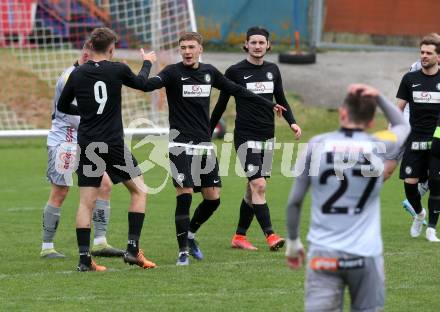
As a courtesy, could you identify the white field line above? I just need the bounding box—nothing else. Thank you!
[0,258,282,280]
[6,206,42,212]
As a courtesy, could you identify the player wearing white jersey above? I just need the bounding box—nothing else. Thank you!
[41,40,124,258]
[285,84,409,311]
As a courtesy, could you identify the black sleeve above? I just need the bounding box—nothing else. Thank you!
[57,72,79,115]
[210,67,233,135]
[273,66,296,125]
[141,65,171,91]
[396,73,410,102]
[211,66,275,109]
[121,60,152,90]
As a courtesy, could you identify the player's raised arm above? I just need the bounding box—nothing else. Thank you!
[120,49,156,90]
[211,66,286,116]
[350,84,410,147]
[139,65,173,92]
[57,73,79,116]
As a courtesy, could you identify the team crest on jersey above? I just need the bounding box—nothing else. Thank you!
[405,166,412,175]
[266,72,273,80]
[205,74,211,83]
[437,83,440,91]
[176,173,185,182]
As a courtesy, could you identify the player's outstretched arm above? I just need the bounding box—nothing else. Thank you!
[285,144,311,269]
[212,67,286,116]
[57,74,79,115]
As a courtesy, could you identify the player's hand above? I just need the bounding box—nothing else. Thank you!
[348,84,379,97]
[285,238,305,270]
[290,124,302,140]
[140,49,157,63]
[274,104,286,117]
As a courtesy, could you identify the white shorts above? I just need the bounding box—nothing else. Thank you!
[46,143,78,186]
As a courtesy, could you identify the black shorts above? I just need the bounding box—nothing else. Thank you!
[77,143,141,187]
[399,135,431,180]
[169,144,221,192]
[234,135,274,181]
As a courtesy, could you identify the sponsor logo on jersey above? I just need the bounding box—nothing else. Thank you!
[244,75,253,80]
[205,73,211,83]
[181,76,190,81]
[405,166,412,175]
[412,83,421,88]
[246,81,274,94]
[412,91,440,103]
[437,83,440,91]
[182,84,211,97]
[247,164,255,172]
[266,72,273,80]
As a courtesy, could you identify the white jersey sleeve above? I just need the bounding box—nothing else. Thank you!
[47,66,80,146]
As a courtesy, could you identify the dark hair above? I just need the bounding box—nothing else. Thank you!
[82,38,92,50]
[178,31,203,45]
[90,27,118,53]
[243,26,271,52]
[420,33,440,54]
[342,90,377,125]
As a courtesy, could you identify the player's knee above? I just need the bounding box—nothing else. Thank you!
[49,186,69,206]
[99,177,112,197]
[176,193,192,216]
[404,178,419,185]
[250,178,266,196]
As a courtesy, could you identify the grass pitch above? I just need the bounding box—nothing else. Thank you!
[0,101,439,311]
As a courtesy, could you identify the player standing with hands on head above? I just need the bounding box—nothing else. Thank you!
[285,84,409,311]
[58,27,157,271]
[40,39,124,259]
[396,33,440,242]
[210,26,301,251]
[139,31,286,265]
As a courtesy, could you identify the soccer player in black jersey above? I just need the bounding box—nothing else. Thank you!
[210,27,302,251]
[396,33,440,242]
[139,31,286,265]
[58,27,158,271]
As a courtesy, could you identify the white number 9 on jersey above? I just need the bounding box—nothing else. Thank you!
[94,81,108,114]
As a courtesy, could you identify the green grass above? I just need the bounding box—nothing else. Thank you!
[0,101,439,311]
